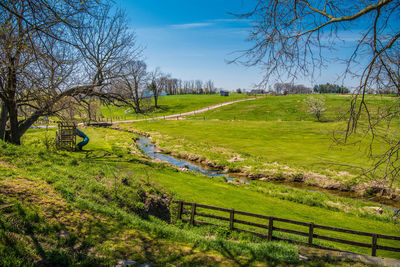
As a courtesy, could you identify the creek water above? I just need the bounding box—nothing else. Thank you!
[137,136,249,184]
[136,135,399,210]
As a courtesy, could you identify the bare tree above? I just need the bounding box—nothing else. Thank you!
[183,80,191,94]
[273,83,311,94]
[195,80,203,94]
[205,80,215,94]
[148,68,163,108]
[234,0,400,195]
[120,60,148,113]
[0,1,138,144]
[166,78,178,95]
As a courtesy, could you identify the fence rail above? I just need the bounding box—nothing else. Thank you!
[174,200,400,257]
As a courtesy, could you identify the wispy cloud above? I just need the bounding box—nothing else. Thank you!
[209,18,250,23]
[171,22,215,29]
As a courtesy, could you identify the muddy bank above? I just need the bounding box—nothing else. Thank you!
[169,143,396,206]
[111,126,400,207]
[144,135,399,206]
[168,150,399,203]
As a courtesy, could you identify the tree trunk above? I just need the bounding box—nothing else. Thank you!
[133,84,142,113]
[17,110,43,139]
[8,100,20,145]
[154,94,158,108]
[5,54,21,144]
[0,102,8,141]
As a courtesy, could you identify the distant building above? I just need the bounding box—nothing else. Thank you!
[220,90,229,96]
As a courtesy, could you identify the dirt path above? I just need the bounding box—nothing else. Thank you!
[30,96,261,129]
[110,96,260,124]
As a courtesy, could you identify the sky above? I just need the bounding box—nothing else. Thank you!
[115,0,369,91]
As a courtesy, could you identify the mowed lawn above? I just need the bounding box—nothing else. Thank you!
[19,127,400,258]
[19,94,400,259]
[123,94,400,188]
[189,94,397,122]
[125,119,392,185]
[100,93,251,120]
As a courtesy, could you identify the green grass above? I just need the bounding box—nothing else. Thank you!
[122,119,395,189]
[3,93,400,264]
[100,93,251,120]
[123,94,399,191]
[31,93,252,125]
[189,94,397,122]
[2,130,303,266]
[13,126,400,260]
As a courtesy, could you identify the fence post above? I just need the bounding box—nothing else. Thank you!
[308,223,314,245]
[229,209,235,231]
[177,201,183,220]
[268,218,274,241]
[372,234,377,256]
[190,203,196,225]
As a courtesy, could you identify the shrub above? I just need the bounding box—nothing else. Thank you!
[304,96,327,121]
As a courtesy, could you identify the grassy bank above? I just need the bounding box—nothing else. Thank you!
[122,94,399,195]
[2,132,301,266]
[2,94,399,264]
[121,119,398,193]
[100,94,251,120]
[188,94,397,122]
[14,126,400,260]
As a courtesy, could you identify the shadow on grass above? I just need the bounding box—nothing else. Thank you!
[79,150,152,166]
[0,203,106,267]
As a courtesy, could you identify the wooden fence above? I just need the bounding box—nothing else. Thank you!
[174,200,400,257]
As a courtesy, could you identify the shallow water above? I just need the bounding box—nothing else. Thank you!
[137,136,248,183]
[136,135,400,209]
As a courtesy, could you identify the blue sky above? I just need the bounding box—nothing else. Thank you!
[115,0,363,90]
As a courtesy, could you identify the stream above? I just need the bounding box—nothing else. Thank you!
[137,136,248,184]
[136,135,400,210]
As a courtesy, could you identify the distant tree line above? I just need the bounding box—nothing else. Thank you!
[273,83,312,94]
[313,83,349,94]
[271,83,351,95]
[112,62,218,112]
[116,62,217,98]
[365,88,398,95]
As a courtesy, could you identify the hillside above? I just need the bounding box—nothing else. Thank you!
[1,94,399,265]
[0,136,299,266]
[123,94,400,196]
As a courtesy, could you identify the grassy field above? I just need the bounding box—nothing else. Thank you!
[32,94,252,125]
[188,94,397,122]
[2,94,400,265]
[100,94,251,120]
[3,129,302,266]
[124,94,400,194]
[14,126,400,259]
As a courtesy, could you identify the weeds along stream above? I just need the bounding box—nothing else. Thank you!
[135,133,400,211]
